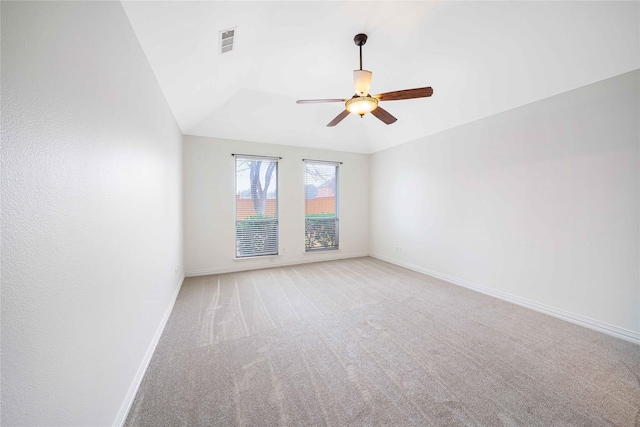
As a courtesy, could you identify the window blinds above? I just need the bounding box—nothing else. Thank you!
[304,161,339,251]
[235,156,279,257]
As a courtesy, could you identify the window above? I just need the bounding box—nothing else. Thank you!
[305,161,339,251]
[235,155,278,257]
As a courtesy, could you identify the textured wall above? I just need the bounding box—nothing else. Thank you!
[1,2,183,425]
[370,70,640,334]
[183,136,370,275]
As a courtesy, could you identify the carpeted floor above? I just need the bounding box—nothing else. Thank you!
[125,257,640,426]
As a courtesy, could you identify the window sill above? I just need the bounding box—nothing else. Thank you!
[305,248,340,254]
[234,254,280,261]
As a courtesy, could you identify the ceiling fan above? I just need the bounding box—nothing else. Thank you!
[297,33,433,127]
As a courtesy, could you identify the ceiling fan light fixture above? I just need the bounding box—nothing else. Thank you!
[353,70,372,96]
[345,96,378,116]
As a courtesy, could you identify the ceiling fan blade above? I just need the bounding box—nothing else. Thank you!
[371,106,397,125]
[373,87,433,101]
[327,110,350,127]
[297,99,346,104]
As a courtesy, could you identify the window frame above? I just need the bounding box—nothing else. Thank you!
[304,160,340,252]
[234,154,280,258]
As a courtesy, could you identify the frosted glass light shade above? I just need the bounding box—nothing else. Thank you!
[345,96,378,116]
[353,70,372,96]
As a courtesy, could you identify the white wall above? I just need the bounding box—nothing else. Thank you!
[370,70,640,337]
[1,3,636,425]
[1,2,183,426]
[183,136,369,275]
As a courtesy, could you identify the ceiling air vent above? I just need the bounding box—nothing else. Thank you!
[219,28,236,54]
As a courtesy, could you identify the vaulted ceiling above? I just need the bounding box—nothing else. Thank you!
[122,1,639,153]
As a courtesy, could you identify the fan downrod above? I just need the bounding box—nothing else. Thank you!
[354,34,368,71]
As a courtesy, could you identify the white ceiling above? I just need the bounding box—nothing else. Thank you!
[122,1,639,153]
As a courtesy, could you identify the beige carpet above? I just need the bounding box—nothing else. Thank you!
[125,257,640,426]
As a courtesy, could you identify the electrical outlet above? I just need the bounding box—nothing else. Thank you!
[175,265,180,275]
[395,246,402,253]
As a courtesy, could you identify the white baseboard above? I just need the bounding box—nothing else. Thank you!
[112,273,185,427]
[185,251,369,277]
[370,253,640,346]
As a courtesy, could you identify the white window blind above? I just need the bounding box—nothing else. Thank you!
[304,161,339,251]
[235,156,278,257]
